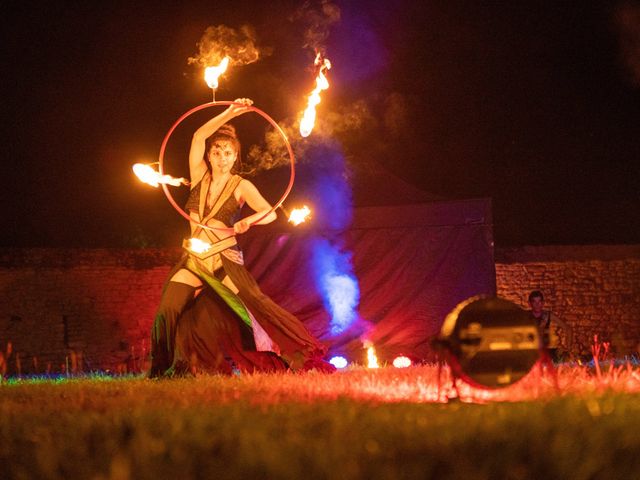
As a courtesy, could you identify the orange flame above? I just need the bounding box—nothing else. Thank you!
[132,163,188,188]
[204,56,230,89]
[300,53,331,137]
[288,205,311,226]
[187,238,211,254]
[364,341,379,369]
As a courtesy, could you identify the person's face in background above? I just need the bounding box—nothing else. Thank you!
[529,296,544,316]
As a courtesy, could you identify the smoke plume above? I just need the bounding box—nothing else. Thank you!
[245,99,375,173]
[290,0,341,53]
[311,237,360,335]
[188,24,265,67]
[614,1,640,87]
[302,144,358,336]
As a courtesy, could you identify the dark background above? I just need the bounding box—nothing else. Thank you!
[1,0,638,247]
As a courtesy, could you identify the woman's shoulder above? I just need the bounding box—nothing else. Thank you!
[232,175,252,189]
[191,170,210,190]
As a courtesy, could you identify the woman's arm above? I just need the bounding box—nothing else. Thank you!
[232,179,277,234]
[188,98,253,184]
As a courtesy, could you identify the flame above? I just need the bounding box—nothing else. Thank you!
[288,205,311,226]
[364,341,379,369]
[188,238,211,254]
[132,163,188,188]
[204,56,230,89]
[299,53,331,137]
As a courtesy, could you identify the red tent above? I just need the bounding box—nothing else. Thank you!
[241,161,495,362]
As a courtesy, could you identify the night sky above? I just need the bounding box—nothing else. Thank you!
[1,1,639,248]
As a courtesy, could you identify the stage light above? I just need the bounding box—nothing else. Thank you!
[329,356,348,369]
[435,296,541,388]
[392,356,412,368]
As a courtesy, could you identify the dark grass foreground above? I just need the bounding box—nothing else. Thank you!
[2,366,640,479]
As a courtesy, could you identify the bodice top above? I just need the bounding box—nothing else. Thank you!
[185,174,242,227]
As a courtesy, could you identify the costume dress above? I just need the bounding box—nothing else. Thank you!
[150,173,327,376]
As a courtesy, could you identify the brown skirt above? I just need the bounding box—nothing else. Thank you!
[220,255,327,370]
[160,253,327,375]
[171,286,287,375]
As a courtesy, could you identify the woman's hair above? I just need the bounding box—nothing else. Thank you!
[204,123,242,173]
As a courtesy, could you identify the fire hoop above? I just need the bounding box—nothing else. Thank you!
[158,101,295,232]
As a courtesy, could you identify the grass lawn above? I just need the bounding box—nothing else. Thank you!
[2,364,640,479]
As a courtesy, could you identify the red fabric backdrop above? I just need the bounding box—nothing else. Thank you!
[240,198,495,363]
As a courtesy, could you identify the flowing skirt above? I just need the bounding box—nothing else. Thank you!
[170,287,287,375]
[150,253,330,376]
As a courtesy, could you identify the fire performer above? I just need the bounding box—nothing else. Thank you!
[150,98,333,377]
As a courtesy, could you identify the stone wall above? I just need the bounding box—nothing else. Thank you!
[0,249,180,374]
[495,245,640,358]
[1,245,638,373]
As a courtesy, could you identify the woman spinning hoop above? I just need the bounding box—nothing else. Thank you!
[150,99,334,377]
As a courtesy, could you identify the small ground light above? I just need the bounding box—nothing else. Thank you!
[435,295,541,388]
[329,356,348,369]
[392,356,412,368]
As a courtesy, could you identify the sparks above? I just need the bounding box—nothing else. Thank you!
[299,53,331,137]
[288,205,311,226]
[132,163,188,188]
[204,56,230,90]
[187,238,212,254]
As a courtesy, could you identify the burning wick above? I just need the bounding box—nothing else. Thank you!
[187,238,212,254]
[132,163,189,188]
[364,341,379,369]
[204,56,230,102]
[299,53,331,137]
[288,205,311,226]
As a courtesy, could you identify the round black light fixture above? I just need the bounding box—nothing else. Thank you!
[436,296,542,388]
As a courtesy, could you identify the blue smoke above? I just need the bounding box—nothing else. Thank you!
[311,237,360,335]
[303,144,360,336]
[328,6,389,85]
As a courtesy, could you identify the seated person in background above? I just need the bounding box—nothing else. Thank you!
[528,290,573,362]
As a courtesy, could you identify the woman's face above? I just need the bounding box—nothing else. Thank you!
[208,139,237,174]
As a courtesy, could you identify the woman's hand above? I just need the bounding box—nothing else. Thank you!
[225,98,253,117]
[189,98,254,184]
[233,219,251,234]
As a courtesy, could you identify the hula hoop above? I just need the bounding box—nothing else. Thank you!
[158,101,295,232]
